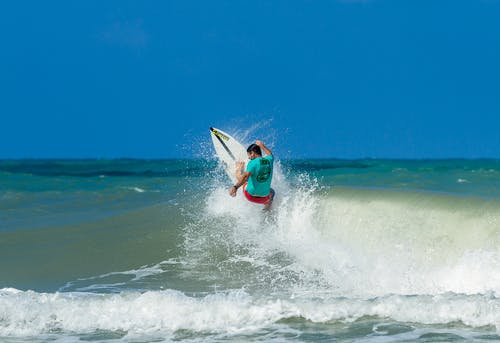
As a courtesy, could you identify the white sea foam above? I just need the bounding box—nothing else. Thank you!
[125,186,145,193]
[314,194,500,297]
[0,288,498,337]
[59,260,181,292]
[121,186,161,193]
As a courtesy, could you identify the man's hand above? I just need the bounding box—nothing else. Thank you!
[229,186,237,197]
[255,140,273,156]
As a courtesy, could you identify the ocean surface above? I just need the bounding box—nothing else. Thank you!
[1,158,499,342]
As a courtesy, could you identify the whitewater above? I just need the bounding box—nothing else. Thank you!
[0,157,499,342]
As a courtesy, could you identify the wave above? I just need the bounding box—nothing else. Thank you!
[312,188,500,296]
[0,288,498,338]
[187,164,500,299]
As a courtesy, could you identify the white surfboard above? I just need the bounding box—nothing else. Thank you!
[209,127,248,184]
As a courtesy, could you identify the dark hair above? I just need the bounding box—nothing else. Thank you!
[247,144,262,155]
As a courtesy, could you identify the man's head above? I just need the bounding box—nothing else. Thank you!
[247,144,262,160]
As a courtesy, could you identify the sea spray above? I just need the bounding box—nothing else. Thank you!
[183,157,500,299]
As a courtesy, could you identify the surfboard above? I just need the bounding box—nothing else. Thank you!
[209,127,248,184]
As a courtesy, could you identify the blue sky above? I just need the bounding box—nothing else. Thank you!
[1,0,499,159]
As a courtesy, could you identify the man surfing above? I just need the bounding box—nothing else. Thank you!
[229,140,275,210]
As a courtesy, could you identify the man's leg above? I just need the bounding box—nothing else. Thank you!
[263,188,275,210]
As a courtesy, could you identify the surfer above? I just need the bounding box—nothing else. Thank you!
[229,140,275,209]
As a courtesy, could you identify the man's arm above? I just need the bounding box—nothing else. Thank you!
[256,140,272,156]
[229,171,251,197]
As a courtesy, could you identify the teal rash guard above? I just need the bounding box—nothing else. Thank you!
[245,155,274,196]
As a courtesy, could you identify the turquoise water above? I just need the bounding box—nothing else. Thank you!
[1,158,499,342]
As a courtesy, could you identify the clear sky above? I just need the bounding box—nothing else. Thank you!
[1,1,499,159]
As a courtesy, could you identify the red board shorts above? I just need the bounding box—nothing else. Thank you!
[243,184,275,204]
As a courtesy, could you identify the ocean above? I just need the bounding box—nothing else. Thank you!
[0,158,499,342]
